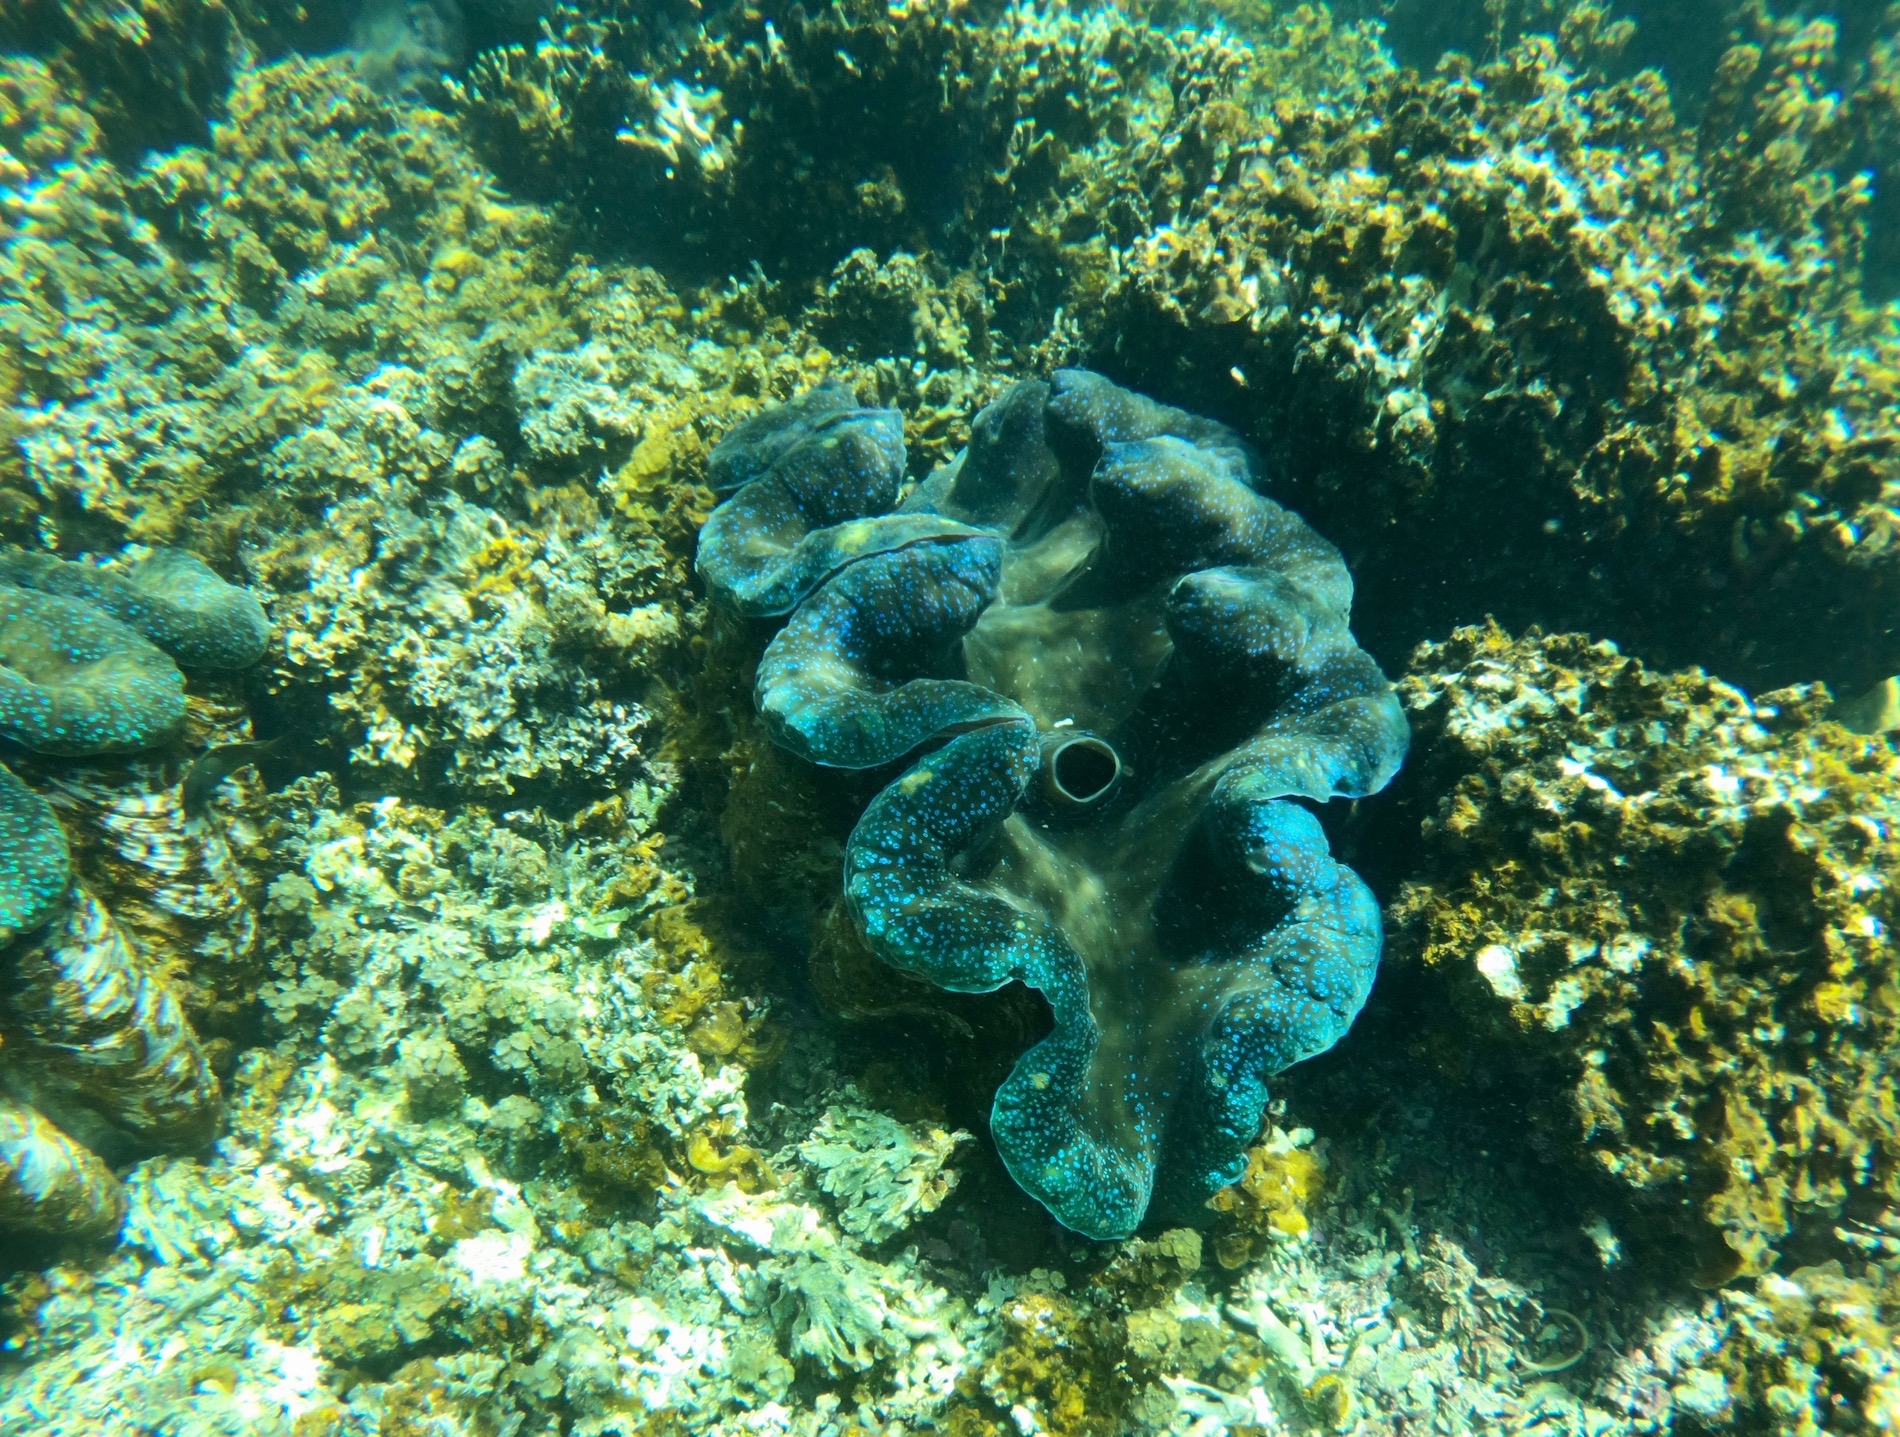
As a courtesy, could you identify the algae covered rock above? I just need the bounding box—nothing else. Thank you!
[700,373,1407,1239]
[1096,14,1900,696]
[455,0,1166,284]
[0,0,240,160]
[1,53,562,548]
[1388,622,1900,1278]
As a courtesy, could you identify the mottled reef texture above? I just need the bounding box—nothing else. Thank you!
[0,0,1895,1433]
[1371,624,1900,1283]
[453,0,1900,696]
[1100,9,1900,699]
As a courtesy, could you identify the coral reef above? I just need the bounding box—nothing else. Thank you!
[452,0,1172,287]
[0,546,265,1237]
[700,372,1407,1238]
[0,1,1894,1434]
[1597,1239,1900,1433]
[0,46,883,808]
[0,777,984,1434]
[0,50,569,552]
[0,0,239,161]
[448,0,1900,697]
[1385,622,1900,1280]
[0,1047,1648,1437]
[1092,8,1900,695]
[254,783,766,1205]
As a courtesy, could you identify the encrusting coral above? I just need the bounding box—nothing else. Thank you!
[0,546,266,1237]
[1093,7,1900,696]
[699,372,1408,1239]
[1385,621,1900,1281]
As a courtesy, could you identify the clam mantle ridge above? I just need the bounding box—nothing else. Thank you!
[699,371,1408,1238]
[0,546,267,1236]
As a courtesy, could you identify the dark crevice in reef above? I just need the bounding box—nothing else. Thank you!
[1084,301,1899,699]
[0,0,237,161]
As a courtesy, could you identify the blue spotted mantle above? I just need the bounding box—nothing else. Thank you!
[698,372,1409,1239]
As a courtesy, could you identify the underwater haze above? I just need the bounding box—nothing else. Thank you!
[0,0,1896,1432]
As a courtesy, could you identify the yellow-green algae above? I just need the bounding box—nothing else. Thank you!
[1387,622,1900,1282]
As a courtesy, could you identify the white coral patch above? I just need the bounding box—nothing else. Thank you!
[1475,943,1525,1001]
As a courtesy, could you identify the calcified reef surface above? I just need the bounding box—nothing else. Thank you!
[0,0,1896,1433]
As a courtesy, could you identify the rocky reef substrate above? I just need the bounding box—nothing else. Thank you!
[0,0,1894,1434]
